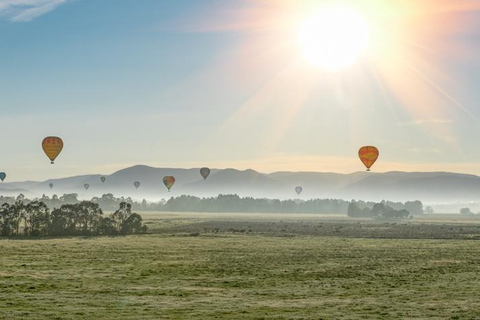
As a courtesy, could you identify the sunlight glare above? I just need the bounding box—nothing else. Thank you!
[299,6,369,71]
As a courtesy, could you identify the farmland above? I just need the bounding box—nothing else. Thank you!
[1,212,480,319]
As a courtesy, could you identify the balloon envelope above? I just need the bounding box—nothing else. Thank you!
[134,181,140,189]
[100,177,106,183]
[358,146,379,171]
[84,183,90,190]
[49,183,54,189]
[295,186,303,195]
[42,137,64,164]
[163,176,175,192]
[200,167,211,180]
[0,172,6,182]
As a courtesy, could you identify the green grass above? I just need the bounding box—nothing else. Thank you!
[1,213,480,319]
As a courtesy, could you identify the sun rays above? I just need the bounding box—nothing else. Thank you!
[172,0,480,169]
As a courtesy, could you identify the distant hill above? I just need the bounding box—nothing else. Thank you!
[182,169,281,197]
[2,165,480,203]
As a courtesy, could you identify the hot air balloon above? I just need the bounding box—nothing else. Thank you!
[295,186,303,195]
[358,146,379,171]
[49,183,54,189]
[42,136,64,164]
[100,177,106,183]
[134,181,140,189]
[163,176,175,192]
[0,172,6,182]
[84,183,90,190]
[200,167,210,180]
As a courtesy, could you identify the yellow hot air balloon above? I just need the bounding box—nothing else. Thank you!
[358,146,379,171]
[42,137,64,164]
[163,176,175,192]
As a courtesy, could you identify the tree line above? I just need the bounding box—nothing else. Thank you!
[159,195,423,215]
[0,193,424,215]
[0,201,147,237]
[347,201,412,220]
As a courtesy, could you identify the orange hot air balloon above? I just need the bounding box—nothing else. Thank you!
[42,137,64,164]
[163,176,175,192]
[358,146,379,171]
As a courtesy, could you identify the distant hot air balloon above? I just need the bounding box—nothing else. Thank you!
[200,167,210,180]
[163,176,175,192]
[42,136,64,164]
[0,172,6,182]
[100,177,106,183]
[134,181,140,189]
[84,183,90,190]
[358,146,379,171]
[295,186,303,195]
[49,183,54,189]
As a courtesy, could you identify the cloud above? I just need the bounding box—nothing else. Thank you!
[0,0,71,22]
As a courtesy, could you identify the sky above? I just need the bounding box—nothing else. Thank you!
[2,0,480,181]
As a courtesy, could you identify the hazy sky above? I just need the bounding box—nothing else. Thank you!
[2,0,480,181]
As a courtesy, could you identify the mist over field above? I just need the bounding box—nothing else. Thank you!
[2,165,480,212]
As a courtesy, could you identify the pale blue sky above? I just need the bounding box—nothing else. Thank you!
[2,0,480,181]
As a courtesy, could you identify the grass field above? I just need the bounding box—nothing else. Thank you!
[2,213,480,319]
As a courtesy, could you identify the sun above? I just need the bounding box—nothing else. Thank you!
[299,6,369,71]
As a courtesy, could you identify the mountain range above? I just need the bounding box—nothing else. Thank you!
[1,165,480,204]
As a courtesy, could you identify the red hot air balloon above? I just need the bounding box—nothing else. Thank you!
[358,146,379,171]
